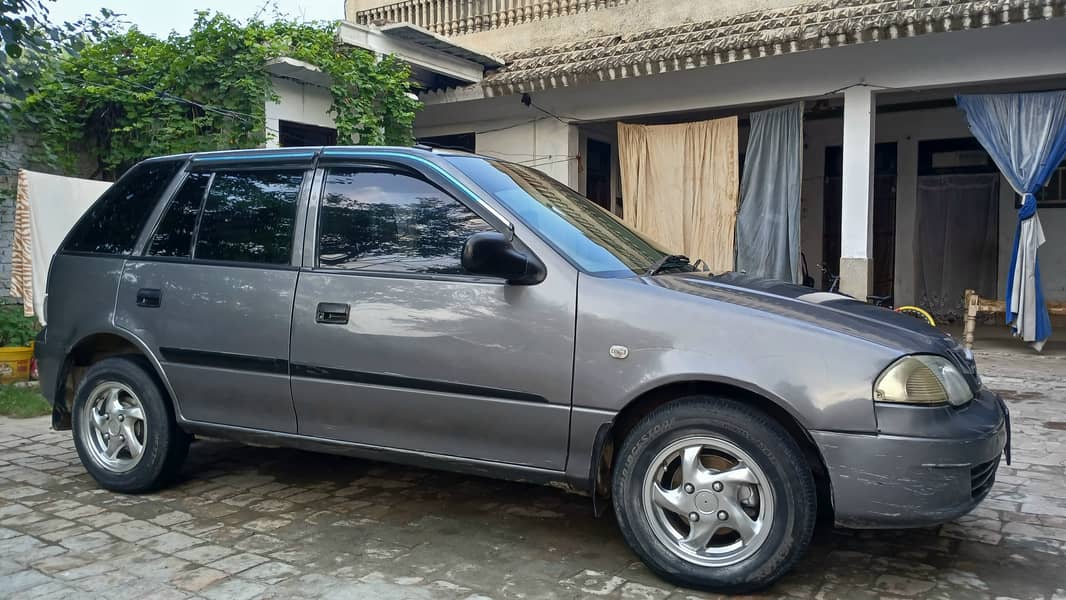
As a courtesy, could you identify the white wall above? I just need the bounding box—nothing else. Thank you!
[265,77,337,148]
[1028,193,1066,303]
[475,118,579,187]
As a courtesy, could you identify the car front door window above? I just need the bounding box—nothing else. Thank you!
[317,168,493,275]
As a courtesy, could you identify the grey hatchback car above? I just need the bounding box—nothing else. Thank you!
[36,146,1009,593]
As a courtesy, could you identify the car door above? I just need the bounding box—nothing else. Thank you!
[115,158,313,433]
[289,157,576,470]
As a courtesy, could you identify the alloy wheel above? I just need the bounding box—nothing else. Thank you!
[641,435,775,567]
[78,382,148,473]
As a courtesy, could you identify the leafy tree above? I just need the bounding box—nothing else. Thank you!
[14,11,421,179]
[1,0,114,114]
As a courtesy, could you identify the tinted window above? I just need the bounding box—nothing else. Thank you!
[195,171,303,265]
[147,172,211,258]
[317,169,493,274]
[64,160,183,255]
[446,156,672,277]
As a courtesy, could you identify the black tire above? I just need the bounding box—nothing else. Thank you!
[72,356,189,493]
[612,396,816,593]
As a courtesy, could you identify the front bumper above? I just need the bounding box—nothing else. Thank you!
[812,388,1008,529]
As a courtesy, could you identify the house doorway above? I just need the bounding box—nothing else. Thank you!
[279,120,337,147]
[913,138,1000,318]
[585,138,612,210]
[823,143,898,298]
[417,132,476,153]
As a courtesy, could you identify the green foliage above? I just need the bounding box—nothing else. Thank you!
[1,0,114,111]
[15,11,421,179]
[0,384,49,418]
[1,0,115,170]
[0,304,37,347]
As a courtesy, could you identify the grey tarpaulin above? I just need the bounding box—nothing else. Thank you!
[735,102,804,282]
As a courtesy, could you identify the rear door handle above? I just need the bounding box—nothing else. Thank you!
[136,288,162,308]
[316,302,350,324]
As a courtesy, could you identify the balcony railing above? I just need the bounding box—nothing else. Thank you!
[355,0,632,36]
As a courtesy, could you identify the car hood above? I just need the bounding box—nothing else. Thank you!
[647,271,962,356]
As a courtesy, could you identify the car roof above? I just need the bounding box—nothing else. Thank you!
[144,145,476,165]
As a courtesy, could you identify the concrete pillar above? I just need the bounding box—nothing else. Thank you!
[839,86,875,299]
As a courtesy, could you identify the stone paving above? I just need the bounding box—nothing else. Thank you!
[1,348,1065,599]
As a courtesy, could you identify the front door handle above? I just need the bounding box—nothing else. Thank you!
[316,302,350,324]
[136,288,162,308]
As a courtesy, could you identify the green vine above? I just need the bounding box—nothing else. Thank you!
[15,11,421,179]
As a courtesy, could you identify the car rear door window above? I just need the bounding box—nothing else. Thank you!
[64,160,183,255]
[194,170,304,265]
[147,172,211,258]
[317,168,492,274]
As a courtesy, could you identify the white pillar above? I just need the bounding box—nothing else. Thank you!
[839,86,875,299]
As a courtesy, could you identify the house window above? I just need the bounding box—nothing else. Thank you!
[917,138,997,176]
[279,120,337,147]
[1036,161,1066,207]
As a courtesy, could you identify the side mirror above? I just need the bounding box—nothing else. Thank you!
[461,231,546,285]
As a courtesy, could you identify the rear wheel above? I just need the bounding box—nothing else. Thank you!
[612,396,816,593]
[72,356,189,493]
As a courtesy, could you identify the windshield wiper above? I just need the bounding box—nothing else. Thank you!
[645,254,690,276]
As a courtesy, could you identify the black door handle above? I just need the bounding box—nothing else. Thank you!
[136,288,162,308]
[316,302,350,324]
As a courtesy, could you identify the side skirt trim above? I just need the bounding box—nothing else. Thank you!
[178,418,574,490]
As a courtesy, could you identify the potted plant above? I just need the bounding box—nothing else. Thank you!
[0,305,38,384]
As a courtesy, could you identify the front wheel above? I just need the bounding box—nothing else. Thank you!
[72,356,189,493]
[612,397,816,593]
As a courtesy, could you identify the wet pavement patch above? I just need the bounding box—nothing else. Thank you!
[1,348,1065,599]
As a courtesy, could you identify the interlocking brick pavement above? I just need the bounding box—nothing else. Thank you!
[1,348,1064,599]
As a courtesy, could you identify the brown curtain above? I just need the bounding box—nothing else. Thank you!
[618,117,739,273]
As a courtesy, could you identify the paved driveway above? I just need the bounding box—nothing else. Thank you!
[1,350,1064,599]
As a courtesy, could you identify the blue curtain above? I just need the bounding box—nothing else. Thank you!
[956,91,1066,350]
[735,103,804,282]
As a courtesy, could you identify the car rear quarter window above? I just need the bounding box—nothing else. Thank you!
[194,170,303,265]
[317,168,493,274]
[147,172,211,258]
[64,160,183,255]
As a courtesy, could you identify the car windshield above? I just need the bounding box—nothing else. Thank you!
[446,155,693,277]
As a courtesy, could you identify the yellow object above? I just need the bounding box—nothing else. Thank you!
[895,306,937,327]
[0,344,33,384]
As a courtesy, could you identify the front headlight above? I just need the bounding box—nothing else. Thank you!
[874,355,973,406]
